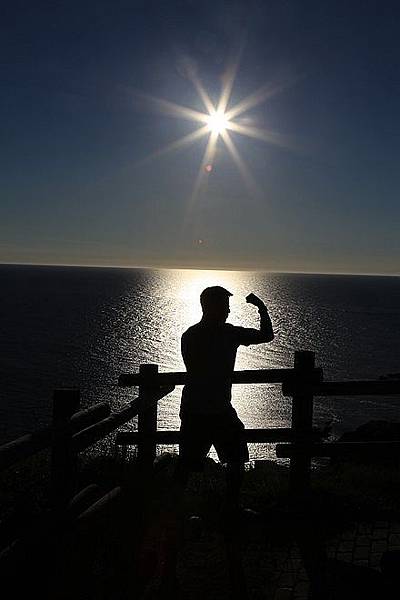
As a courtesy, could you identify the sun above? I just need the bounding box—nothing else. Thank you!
[207,111,229,134]
[135,62,293,201]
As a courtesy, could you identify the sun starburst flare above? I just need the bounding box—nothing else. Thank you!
[134,65,296,206]
[207,111,230,134]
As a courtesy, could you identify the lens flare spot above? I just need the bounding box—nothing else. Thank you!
[205,164,213,172]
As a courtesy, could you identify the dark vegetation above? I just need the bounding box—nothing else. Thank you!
[1,438,400,599]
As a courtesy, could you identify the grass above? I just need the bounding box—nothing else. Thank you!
[3,449,400,528]
[314,461,400,516]
[2,450,400,599]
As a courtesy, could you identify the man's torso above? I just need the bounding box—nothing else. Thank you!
[180,322,244,415]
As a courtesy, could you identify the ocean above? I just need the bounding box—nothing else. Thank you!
[1,264,400,460]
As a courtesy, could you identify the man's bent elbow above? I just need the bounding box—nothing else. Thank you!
[260,330,274,343]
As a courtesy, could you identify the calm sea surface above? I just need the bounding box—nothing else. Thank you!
[1,265,400,460]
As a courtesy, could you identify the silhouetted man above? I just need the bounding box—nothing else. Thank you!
[177,286,274,511]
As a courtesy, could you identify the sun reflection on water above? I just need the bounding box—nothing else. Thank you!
[116,268,293,460]
[145,269,282,460]
[4,266,400,462]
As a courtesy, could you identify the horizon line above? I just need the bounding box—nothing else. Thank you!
[1,260,399,278]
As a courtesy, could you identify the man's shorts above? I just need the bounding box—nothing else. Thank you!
[179,406,249,471]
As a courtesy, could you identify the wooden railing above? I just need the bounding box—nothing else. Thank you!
[2,348,400,520]
[276,377,400,467]
[2,350,400,595]
[117,350,323,494]
[0,351,400,596]
[0,382,175,564]
[0,384,173,515]
[117,350,400,495]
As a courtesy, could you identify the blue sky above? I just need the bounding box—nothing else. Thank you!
[1,0,399,273]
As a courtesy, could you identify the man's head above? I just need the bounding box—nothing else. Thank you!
[200,286,232,323]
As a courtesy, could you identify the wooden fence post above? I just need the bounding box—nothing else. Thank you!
[51,388,80,511]
[137,364,159,468]
[289,351,315,497]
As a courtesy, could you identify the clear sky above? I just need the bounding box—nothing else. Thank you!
[2,1,399,274]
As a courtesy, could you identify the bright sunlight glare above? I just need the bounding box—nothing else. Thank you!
[135,62,295,206]
[207,111,229,134]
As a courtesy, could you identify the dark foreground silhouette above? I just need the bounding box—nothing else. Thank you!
[175,286,274,510]
[3,286,400,599]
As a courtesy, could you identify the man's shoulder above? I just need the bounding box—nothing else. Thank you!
[223,323,245,336]
[182,322,202,338]
[182,322,244,340]
[223,323,255,346]
[224,323,239,331]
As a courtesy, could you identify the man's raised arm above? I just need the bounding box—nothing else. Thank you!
[242,293,274,344]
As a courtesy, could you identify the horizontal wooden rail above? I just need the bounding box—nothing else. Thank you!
[0,429,51,472]
[116,427,327,447]
[67,484,103,520]
[0,402,110,471]
[0,484,119,559]
[276,440,400,458]
[70,403,111,432]
[72,400,141,453]
[119,367,323,387]
[282,380,400,397]
[77,487,122,524]
[116,427,295,446]
[0,386,175,470]
[72,385,174,453]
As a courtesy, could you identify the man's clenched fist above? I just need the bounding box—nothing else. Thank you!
[246,293,266,309]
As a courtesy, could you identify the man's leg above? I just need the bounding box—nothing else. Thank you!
[172,456,190,487]
[173,413,211,498]
[225,461,245,509]
[214,410,249,511]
